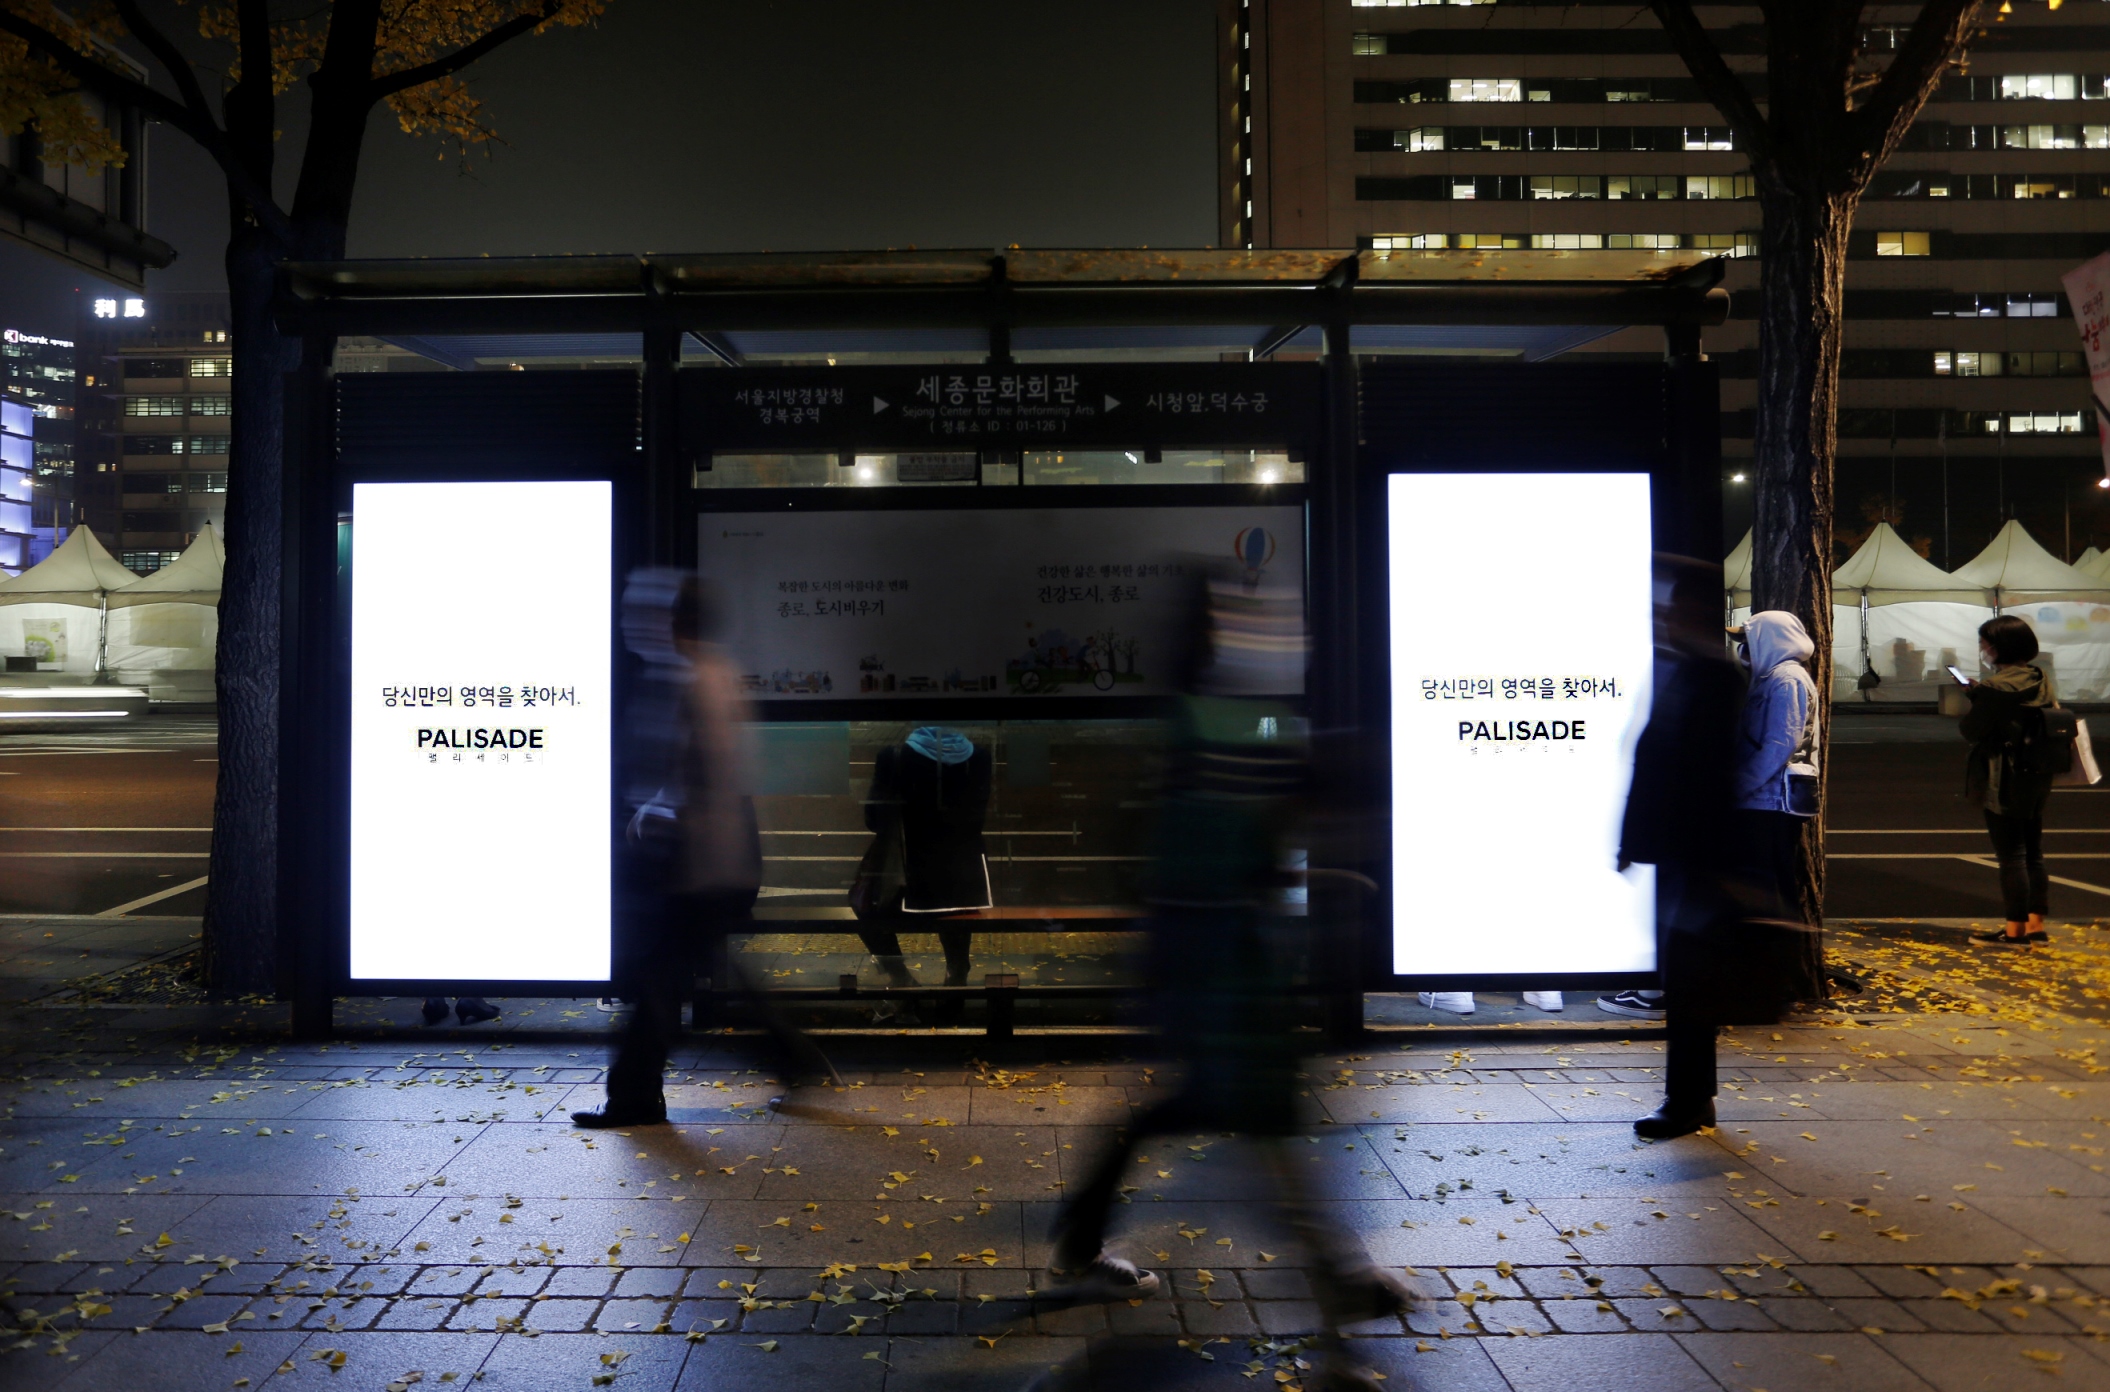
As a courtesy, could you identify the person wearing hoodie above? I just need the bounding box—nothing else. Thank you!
[1730,610,1822,923]
[1961,614,2058,945]
[853,726,990,1012]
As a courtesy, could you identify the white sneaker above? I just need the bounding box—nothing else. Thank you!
[1417,991,1475,1015]
[1522,991,1565,1012]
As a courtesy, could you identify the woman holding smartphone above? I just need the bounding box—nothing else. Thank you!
[1960,614,2057,945]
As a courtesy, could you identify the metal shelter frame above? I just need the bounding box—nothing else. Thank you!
[273,248,1729,1039]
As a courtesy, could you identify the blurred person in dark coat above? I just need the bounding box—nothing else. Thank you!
[1600,557,1745,1139]
[1041,562,1405,1387]
[575,572,762,1128]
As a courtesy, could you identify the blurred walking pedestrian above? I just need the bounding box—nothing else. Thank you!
[1042,562,1404,1389]
[574,572,763,1129]
[1602,558,1743,1138]
[1963,614,2063,946]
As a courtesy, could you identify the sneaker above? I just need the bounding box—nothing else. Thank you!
[1522,991,1565,1012]
[421,997,450,1026]
[455,997,500,1025]
[1316,1265,1413,1325]
[1416,991,1475,1015]
[594,997,624,1012]
[1043,1253,1161,1304]
[1595,990,1666,1020]
[1970,927,2045,945]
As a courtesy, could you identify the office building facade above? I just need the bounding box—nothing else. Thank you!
[74,294,233,571]
[1226,0,2110,563]
[1,327,76,570]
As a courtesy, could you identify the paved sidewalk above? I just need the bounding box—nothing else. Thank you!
[6,920,2110,1389]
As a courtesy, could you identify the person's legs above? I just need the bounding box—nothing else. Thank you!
[1976,811,2040,940]
[856,928,915,986]
[2021,815,2050,924]
[1663,1014,1718,1111]
[1049,1092,1195,1272]
[938,928,973,985]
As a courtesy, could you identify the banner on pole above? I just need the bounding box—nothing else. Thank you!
[2060,251,2110,478]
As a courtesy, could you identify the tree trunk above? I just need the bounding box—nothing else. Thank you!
[202,223,286,995]
[1751,180,1853,938]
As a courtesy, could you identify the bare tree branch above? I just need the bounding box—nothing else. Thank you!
[367,1,557,99]
[1849,0,1987,168]
[1648,0,1771,165]
[111,0,220,133]
[0,5,295,242]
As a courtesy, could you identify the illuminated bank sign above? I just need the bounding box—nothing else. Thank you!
[1387,473,1656,976]
[348,480,612,981]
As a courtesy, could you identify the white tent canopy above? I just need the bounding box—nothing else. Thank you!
[0,530,140,675]
[1952,519,2110,606]
[103,527,222,699]
[0,527,138,607]
[1724,529,1752,608]
[109,524,223,608]
[1831,523,1983,605]
[2081,546,2104,573]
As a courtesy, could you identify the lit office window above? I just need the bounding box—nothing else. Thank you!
[2002,123,2082,148]
[1396,127,1444,150]
[1608,174,1680,200]
[1529,175,1601,199]
[2008,294,2060,317]
[1454,233,1521,249]
[1876,231,1932,256]
[1352,32,1385,55]
[1688,232,1758,256]
[124,396,186,417]
[1685,174,1755,200]
[2003,74,2079,100]
[1530,233,1605,249]
[1682,126,1736,150]
[2008,412,2085,434]
[1449,78,1522,103]
[190,396,233,417]
[189,358,233,378]
[1942,351,2002,376]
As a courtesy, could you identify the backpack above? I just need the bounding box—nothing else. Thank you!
[2004,703,2075,781]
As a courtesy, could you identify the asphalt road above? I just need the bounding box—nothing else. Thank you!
[2,709,2103,924]
[0,715,217,917]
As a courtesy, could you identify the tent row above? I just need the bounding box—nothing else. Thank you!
[0,526,222,700]
[1728,519,2110,701]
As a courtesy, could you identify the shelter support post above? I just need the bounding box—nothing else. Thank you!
[282,334,338,1040]
[1315,307,1365,1047]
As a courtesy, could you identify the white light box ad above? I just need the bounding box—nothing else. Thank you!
[1387,472,1656,976]
[349,480,612,981]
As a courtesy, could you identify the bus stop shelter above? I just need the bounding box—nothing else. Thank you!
[271,248,1728,1038]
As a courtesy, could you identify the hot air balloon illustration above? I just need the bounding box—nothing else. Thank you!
[1234,525,1277,587]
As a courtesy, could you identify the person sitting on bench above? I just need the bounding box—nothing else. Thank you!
[854,726,991,998]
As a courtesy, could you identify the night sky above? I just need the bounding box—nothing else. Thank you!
[1,0,1216,329]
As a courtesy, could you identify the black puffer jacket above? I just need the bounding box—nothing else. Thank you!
[865,741,993,913]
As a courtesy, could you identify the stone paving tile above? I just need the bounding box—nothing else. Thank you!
[48,1327,310,1391]
[1884,1330,2110,1390]
[258,1331,502,1387]
[477,1330,694,1390]
[1675,1330,1936,1391]
[672,1331,890,1390]
[1484,1331,1721,1391]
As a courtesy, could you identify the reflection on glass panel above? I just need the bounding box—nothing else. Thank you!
[1020,450,1301,486]
[697,452,1008,488]
[751,719,1164,915]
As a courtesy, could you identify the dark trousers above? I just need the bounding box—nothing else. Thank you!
[1658,864,1723,1114]
[1984,810,2050,921]
[606,888,754,1111]
[1054,908,1302,1266]
[1735,808,1811,923]
[856,925,973,983]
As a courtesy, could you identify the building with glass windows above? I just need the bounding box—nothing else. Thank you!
[1224,0,2110,563]
[71,294,232,570]
[1,327,76,569]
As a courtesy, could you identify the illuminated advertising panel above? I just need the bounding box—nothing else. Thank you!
[349,481,612,981]
[1387,473,1655,976]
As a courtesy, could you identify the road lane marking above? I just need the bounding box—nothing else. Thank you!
[97,876,209,917]
[0,852,210,858]
[1957,853,2110,900]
